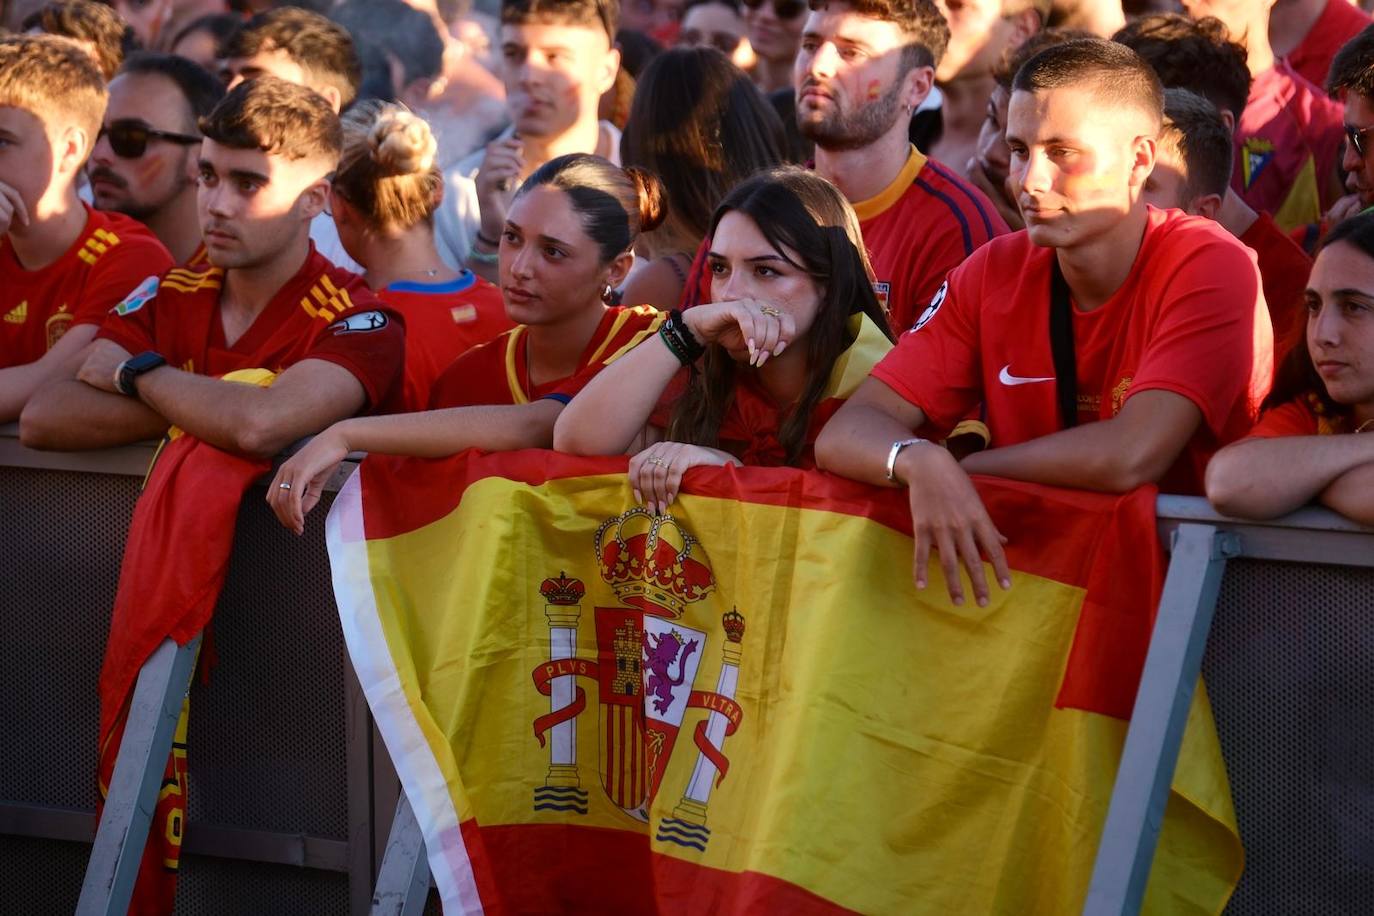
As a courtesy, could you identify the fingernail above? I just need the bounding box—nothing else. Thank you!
[915,579,925,589]
[1000,578,1012,589]
[774,342,785,355]
[978,596,988,607]
[953,596,964,606]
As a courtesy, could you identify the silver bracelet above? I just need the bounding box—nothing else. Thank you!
[885,437,928,483]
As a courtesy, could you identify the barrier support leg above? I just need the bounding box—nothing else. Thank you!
[77,635,201,916]
[1083,523,1236,916]
[371,794,430,916]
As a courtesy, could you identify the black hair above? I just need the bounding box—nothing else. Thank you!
[118,52,226,130]
[517,153,668,263]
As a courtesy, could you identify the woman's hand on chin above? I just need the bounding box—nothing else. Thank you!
[683,299,797,367]
[629,440,740,513]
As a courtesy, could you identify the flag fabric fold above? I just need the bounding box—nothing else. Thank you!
[328,449,1242,915]
[96,370,274,914]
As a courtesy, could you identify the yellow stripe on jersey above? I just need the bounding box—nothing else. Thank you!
[585,305,661,365]
[77,228,123,266]
[503,327,530,405]
[300,275,354,323]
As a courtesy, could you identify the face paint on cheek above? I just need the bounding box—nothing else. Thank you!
[134,157,167,186]
[867,80,882,101]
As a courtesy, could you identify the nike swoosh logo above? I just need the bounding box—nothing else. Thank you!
[998,365,1055,386]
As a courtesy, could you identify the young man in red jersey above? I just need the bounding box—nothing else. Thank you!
[1325,25,1374,223]
[816,39,1273,607]
[0,35,174,423]
[21,77,405,456]
[795,0,1008,334]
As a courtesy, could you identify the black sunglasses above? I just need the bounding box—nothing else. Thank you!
[98,120,202,159]
[741,0,807,20]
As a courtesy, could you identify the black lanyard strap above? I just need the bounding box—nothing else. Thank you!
[1048,256,1078,429]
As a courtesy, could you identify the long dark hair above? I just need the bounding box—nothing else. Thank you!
[1265,212,1374,423]
[666,167,893,464]
[620,47,786,245]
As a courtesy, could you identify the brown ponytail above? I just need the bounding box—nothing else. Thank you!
[627,166,668,234]
[518,153,670,264]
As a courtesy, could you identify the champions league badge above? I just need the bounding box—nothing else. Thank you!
[112,276,160,316]
[529,508,747,852]
[912,280,947,333]
[328,310,388,334]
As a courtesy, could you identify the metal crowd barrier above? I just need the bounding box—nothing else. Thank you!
[2,421,1373,914]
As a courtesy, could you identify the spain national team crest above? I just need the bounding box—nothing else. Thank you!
[529,507,747,852]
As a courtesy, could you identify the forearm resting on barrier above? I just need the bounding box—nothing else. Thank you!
[1320,461,1374,525]
[1206,433,1374,519]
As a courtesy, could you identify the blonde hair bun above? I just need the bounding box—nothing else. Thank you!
[369,108,437,177]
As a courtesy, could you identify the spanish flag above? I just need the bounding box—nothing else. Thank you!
[328,451,1241,914]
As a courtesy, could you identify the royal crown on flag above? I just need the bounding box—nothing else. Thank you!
[721,608,745,643]
[539,571,585,606]
[594,507,714,618]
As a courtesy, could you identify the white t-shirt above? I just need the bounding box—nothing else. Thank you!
[311,212,363,275]
[433,121,623,270]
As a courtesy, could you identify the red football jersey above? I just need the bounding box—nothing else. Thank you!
[1234,62,1345,232]
[1288,0,1370,92]
[429,304,664,408]
[854,146,1008,335]
[183,242,212,269]
[379,273,512,410]
[871,206,1274,495]
[1240,210,1313,359]
[97,246,404,409]
[0,205,172,367]
[1247,394,1349,437]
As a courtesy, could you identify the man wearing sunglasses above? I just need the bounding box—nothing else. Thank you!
[88,52,225,265]
[796,0,1007,336]
[743,0,807,93]
[1326,24,1374,225]
[0,36,173,423]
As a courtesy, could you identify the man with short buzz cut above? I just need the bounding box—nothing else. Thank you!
[0,35,173,422]
[1143,88,1312,350]
[816,39,1273,607]
[218,5,364,271]
[1325,24,1374,223]
[436,0,622,281]
[796,0,1008,335]
[21,76,405,456]
[88,52,226,265]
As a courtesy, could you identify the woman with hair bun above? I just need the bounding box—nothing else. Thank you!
[268,153,670,532]
[331,101,512,410]
[555,167,895,511]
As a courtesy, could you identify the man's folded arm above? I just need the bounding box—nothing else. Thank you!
[814,377,930,485]
[958,389,1203,492]
[131,358,369,459]
[20,374,170,450]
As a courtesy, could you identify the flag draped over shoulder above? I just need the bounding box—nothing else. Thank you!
[97,370,275,915]
[328,450,1242,915]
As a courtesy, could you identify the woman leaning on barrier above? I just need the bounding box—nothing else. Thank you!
[553,166,895,513]
[266,153,669,533]
[1206,212,1374,523]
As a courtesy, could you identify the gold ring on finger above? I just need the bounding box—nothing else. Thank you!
[760,305,781,317]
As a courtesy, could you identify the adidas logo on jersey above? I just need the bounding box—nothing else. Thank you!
[4,301,27,324]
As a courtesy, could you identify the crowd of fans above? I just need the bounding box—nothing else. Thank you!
[4,0,1374,613]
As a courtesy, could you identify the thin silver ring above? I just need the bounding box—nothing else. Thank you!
[648,456,668,467]
[278,482,293,491]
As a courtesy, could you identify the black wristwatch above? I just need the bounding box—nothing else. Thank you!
[115,350,166,397]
